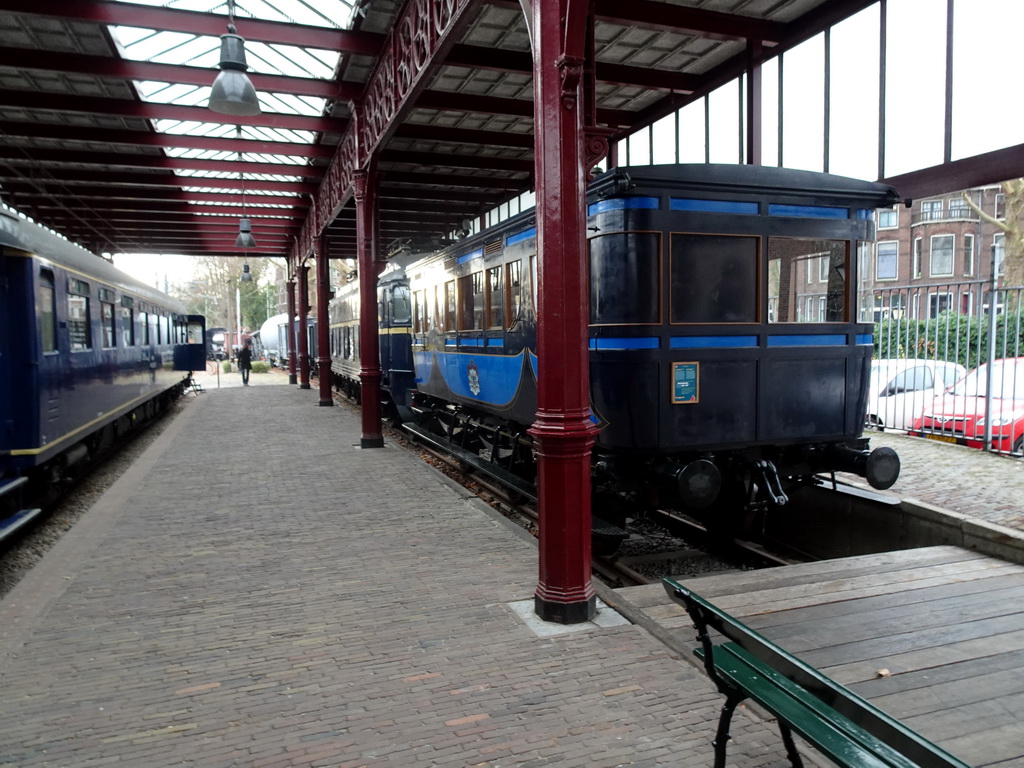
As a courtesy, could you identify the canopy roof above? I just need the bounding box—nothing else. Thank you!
[1,0,1021,262]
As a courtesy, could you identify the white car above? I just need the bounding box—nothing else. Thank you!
[866,358,967,430]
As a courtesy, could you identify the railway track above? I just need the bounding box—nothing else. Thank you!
[380,414,803,587]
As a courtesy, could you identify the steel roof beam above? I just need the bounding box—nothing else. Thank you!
[0,49,357,101]
[445,45,699,93]
[5,0,385,54]
[0,147,324,179]
[6,186,309,207]
[483,0,784,41]
[382,150,532,174]
[0,89,345,134]
[0,169,317,195]
[0,122,333,158]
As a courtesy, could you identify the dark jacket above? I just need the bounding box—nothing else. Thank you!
[237,345,253,370]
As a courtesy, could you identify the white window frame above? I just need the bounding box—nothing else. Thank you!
[963,234,975,276]
[928,291,953,318]
[929,234,955,277]
[876,241,898,281]
[994,233,1005,275]
[920,199,943,222]
[877,206,898,229]
[912,237,922,278]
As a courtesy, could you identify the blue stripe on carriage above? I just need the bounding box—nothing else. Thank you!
[768,203,849,219]
[460,337,484,347]
[670,336,758,348]
[856,334,873,345]
[767,334,847,347]
[457,248,484,264]
[506,227,537,246]
[669,198,759,215]
[416,349,527,405]
[445,338,458,347]
[588,337,660,350]
[587,196,660,216]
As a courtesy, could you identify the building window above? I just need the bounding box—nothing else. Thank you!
[930,234,954,277]
[963,234,975,276]
[994,233,1005,275]
[928,291,953,318]
[920,199,943,222]
[912,238,922,278]
[878,206,898,229]
[947,197,971,218]
[877,241,898,280]
[995,193,1005,219]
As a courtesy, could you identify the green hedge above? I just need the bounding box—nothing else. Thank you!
[251,361,271,374]
[874,311,1024,369]
[222,360,232,373]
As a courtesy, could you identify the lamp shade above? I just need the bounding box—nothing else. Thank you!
[241,262,254,282]
[209,28,261,116]
[235,218,257,249]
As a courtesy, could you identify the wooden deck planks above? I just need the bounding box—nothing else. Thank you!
[620,545,1024,767]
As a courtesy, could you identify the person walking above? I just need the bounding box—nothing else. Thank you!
[238,338,253,386]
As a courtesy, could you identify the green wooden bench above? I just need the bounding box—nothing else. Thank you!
[662,577,971,768]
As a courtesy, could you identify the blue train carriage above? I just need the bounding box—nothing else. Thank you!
[328,261,415,419]
[0,206,205,535]
[405,164,900,527]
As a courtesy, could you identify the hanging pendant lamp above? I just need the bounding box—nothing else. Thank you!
[209,1,261,116]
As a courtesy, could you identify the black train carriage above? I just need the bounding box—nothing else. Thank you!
[404,164,900,527]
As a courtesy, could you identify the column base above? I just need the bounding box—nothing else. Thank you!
[534,594,596,625]
[361,436,384,449]
[318,399,334,407]
[300,383,311,390]
[288,375,297,384]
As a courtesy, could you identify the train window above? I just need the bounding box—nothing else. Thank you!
[589,232,660,325]
[444,281,456,332]
[100,301,117,348]
[458,276,472,330]
[505,261,522,329]
[392,286,411,325]
[768,238,848,323]
[412,290,422,333]
[150,313,160,345]
[121,298,135,347]
[38,270,57,353]
[67,297,91,351]
[486,266,503,329]
[670,234,757,324]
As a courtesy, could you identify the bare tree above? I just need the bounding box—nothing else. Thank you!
[962,179,1024,286]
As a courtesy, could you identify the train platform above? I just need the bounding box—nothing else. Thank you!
[2,376,1023,767]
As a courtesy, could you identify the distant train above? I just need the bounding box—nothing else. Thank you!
[0,206,205,539]
[326,164,901,533]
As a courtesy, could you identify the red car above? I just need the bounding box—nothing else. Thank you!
[911,357,1024,455]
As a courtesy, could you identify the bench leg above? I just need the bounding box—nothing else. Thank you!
[778,722,804,768]
[712,693,743,768]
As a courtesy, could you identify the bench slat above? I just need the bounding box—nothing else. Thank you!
[715,644,930,768]
[664,577,971,768]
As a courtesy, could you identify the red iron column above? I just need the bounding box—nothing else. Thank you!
[286,277,297,385]
[316,235,333,407]
[528,0,598,624]
[354,167,383,449]
[297,263,311,389]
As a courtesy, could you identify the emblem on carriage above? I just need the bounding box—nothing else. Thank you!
[467,361,481,396]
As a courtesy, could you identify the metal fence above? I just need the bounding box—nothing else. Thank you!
[857,280,1024,457]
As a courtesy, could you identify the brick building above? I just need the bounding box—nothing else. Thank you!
[860,183,1014,322]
